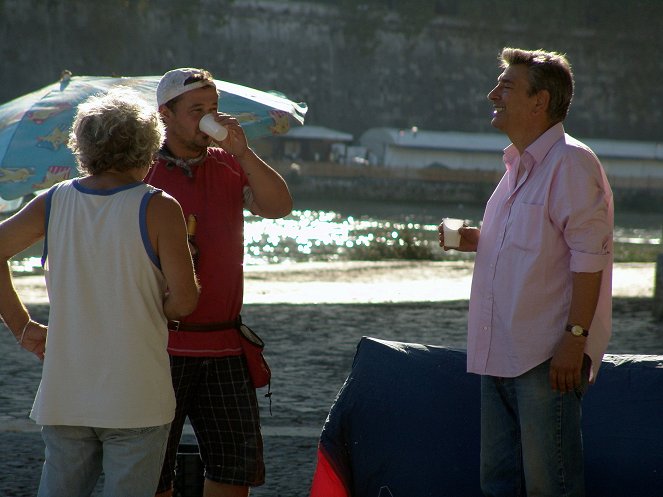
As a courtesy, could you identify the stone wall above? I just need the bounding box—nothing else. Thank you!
[1,0,661,141]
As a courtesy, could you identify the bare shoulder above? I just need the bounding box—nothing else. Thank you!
[5,192,48,225]
[146,190,184,219]
[25,190,48,211]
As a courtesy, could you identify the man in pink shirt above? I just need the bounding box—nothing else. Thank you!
[439,48,613,496]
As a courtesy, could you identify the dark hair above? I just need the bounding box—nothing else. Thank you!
[500,47,574,124]
[164,69,215,111]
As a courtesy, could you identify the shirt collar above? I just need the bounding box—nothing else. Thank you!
[526,122,565,164]
[502,122,565,172]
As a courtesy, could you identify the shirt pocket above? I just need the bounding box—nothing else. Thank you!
[506,202,544,252]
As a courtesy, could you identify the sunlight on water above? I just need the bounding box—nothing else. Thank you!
[244,208,661,266]
[10,208,443,273]
[10,257,43,274]
[244,209,441,265]
[245,210,351,264]
[8,206,661,272]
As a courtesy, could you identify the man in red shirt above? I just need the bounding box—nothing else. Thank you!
[149,68,293,497]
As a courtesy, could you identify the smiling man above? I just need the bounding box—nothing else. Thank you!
[438,48,613,496]
[147,68,293,497]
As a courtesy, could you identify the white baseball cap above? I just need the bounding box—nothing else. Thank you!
[156,68,217,107]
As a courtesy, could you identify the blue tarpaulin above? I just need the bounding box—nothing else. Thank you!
[310,337,663,497]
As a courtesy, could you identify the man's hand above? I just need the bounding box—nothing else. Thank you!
[18,320,47,361]
[214,113,249,158]
[549,333,586,393]
[437,224,480,252]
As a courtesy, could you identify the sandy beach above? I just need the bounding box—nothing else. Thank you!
[10,260,657,305]
[1,261,662,496]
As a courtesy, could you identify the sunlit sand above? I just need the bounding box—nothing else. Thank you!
[244,261,654,303]
[12,261,655,305]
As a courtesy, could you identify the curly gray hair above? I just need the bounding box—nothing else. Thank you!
[68,87,164,175]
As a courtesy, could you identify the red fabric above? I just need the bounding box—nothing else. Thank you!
[147,148,248,357]
[309,446,350,497]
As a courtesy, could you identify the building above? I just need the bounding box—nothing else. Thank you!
[359,127,663,183]
[264,125,353,162]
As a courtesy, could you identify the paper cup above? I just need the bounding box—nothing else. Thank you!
[199,114,228,141]
[443,218,464,249]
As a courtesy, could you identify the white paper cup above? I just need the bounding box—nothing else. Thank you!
[199,114,228,141]
[443,218,464,249]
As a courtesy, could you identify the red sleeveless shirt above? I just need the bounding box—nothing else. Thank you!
[147,148,249,357]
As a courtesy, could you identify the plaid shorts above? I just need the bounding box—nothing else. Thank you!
[156,355,265,492]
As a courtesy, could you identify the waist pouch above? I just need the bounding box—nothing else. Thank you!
[169,316,271,389]
[238,320,272,389]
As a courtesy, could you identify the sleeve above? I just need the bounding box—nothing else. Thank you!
[549,147,612,274]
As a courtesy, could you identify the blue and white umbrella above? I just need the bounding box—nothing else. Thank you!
[0,73,308,200]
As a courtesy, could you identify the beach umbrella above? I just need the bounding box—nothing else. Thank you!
[0,72,308,200]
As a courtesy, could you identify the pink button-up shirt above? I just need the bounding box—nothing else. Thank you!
[467,123,613,380]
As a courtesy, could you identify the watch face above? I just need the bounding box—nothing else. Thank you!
[566,324,588,336]
[571,325,585,337]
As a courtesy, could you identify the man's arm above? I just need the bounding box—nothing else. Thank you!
[147,193,200,320]
[547,147,612,392]
[0,195,48,359]
[549,270,602,392]
[215,114,293,219]
[237,148,293,219]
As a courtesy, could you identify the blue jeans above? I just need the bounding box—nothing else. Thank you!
[480,357,590,497]
[38,423,170,497]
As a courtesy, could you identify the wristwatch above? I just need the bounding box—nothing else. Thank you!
[566,324,589,337]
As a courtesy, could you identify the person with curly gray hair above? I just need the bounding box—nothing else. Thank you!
[0,87,200,497]
[69,88,165,176]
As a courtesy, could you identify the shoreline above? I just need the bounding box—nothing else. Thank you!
[10,260,657,305]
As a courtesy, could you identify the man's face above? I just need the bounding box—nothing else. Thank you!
[161,85,218,155]
[487,64,539,136]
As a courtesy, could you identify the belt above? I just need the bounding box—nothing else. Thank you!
[168,317,241,332]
